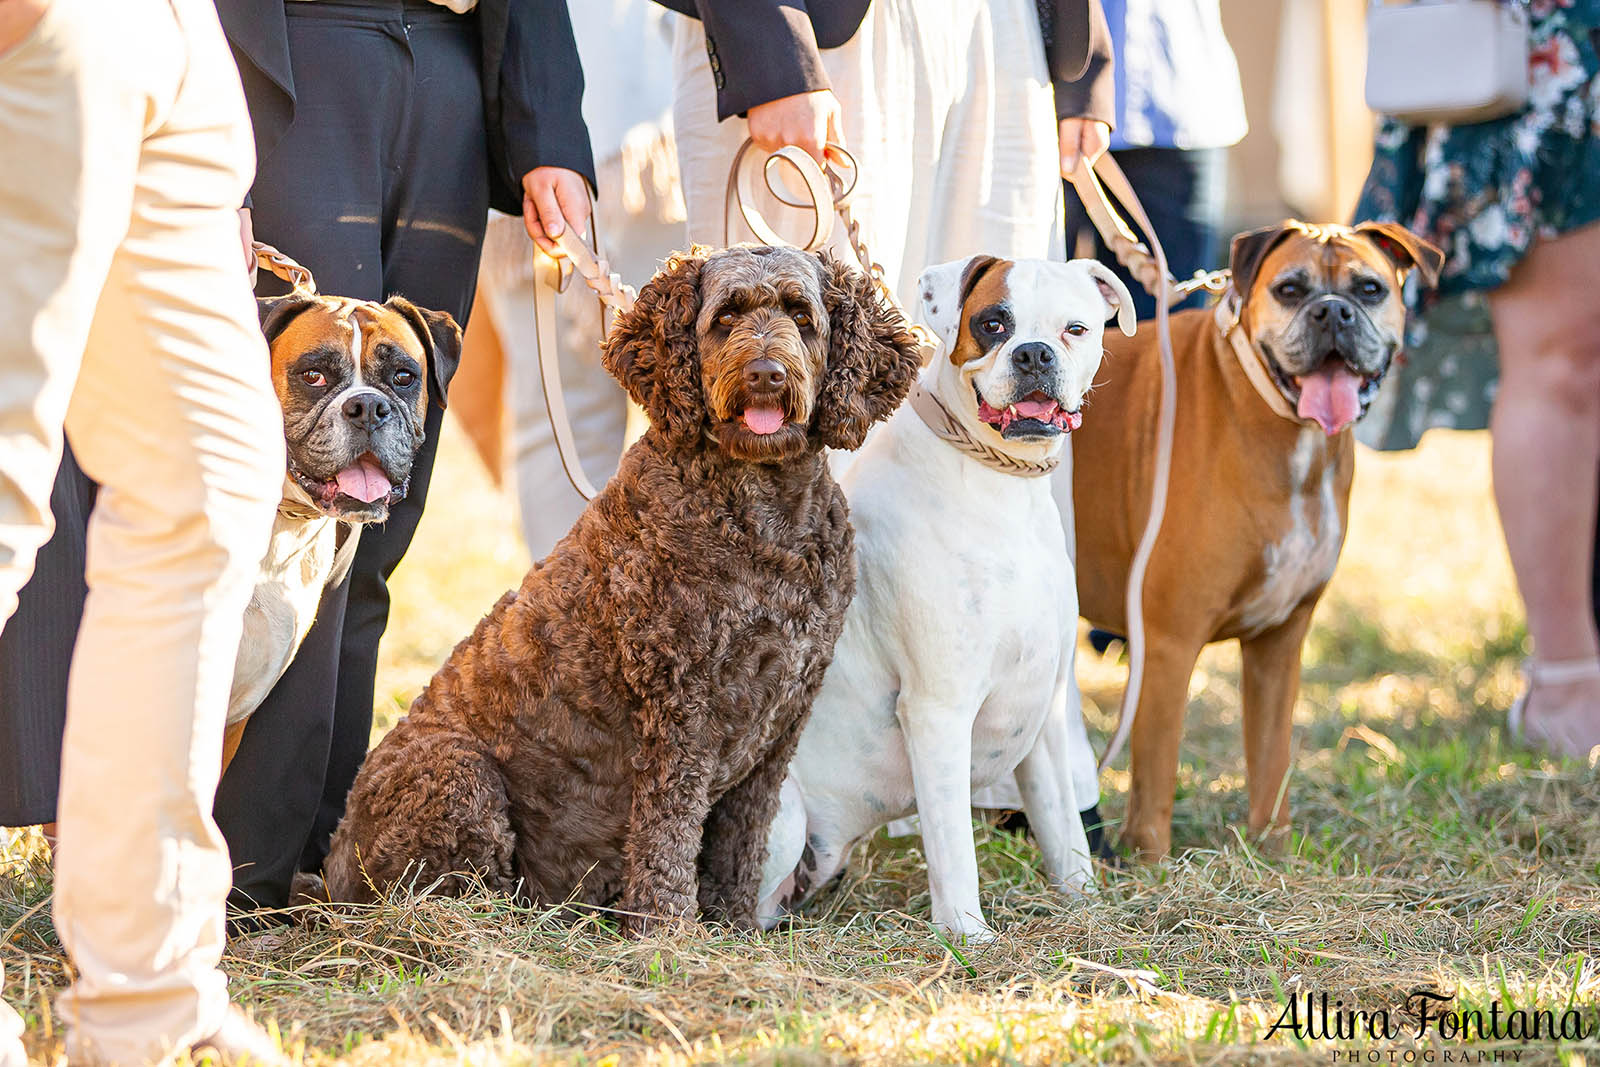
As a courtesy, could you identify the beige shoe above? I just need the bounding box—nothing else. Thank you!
[187,1007,291,1067]
[1508,657,1600,763]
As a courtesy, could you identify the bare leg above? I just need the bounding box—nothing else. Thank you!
[1489,223,1600,757]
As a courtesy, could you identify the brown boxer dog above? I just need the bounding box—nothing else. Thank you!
[1070,220,1441,860]
[221,293,460,768]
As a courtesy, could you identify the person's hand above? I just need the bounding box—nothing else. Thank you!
[0,0,48,58]
[238,207,257,283]
[522,167,592,256]
[747,89,846,165]
[1058,117,1112,178]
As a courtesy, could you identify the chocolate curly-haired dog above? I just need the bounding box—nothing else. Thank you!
[315,246,921,931]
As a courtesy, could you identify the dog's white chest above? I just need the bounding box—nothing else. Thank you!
[1238,428,1344,635]
[228,508,344,725]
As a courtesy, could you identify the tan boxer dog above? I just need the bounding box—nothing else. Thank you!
[1069,220,1441,860]
[220,293,460,769]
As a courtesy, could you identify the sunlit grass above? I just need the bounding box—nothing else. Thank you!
[5,424,1597,1065]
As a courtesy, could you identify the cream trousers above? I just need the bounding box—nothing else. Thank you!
[671,0,1064,301]
[0,0,281,1061]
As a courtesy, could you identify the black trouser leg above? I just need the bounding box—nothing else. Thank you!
[302,5,488,873]
[0,446,95,828]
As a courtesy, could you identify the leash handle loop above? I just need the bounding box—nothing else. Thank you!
[724,138,936,361]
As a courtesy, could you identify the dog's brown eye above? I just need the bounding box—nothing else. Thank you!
[980,318,1005,335]
[1064,322,1089,337]
[717,311,736,328]
[300,370,327,387]
[792,310,812,329]
[393,369,415,388]
[1274,281,1307,302]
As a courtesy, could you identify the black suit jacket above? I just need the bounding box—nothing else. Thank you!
[653,0,1114,126]
[213,0,596,215]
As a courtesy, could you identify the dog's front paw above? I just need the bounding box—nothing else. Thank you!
[289,871,327,908]
[618,887,701,938]
[936,914,997,947]
[619,910,703,939]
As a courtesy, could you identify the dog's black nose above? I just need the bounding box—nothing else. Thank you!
[341,391,392,432]
[1010,341,1055,373]
[743,359,787,391]
[1310,298,1356,325]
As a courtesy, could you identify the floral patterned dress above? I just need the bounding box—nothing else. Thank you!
[1352,0,1600,450]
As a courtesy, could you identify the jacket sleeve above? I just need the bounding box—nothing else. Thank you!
[1052,0,1115,125]
[499,0,598,192]
[691,1,831,120]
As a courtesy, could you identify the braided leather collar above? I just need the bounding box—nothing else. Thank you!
[907,380,1061,478]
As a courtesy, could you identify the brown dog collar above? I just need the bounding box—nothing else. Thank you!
[907,380,1061,478]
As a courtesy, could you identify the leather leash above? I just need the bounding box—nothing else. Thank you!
[530,190,651,502]
[1065,155,1229,773]
[253,240,317,294]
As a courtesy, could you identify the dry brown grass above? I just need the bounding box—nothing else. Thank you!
[5,425,1598,1065]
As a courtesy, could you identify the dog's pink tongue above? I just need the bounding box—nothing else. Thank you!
[1013,398,1059,419]
[334,457,392,503]
[743,405,785,435]
[1296,364,1364,435]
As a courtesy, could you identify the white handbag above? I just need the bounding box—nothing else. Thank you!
[1365,0,1530,125]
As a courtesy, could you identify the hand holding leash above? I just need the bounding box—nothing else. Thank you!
[724,138,935,362]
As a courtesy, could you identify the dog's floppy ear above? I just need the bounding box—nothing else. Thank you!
[813,252,923,451]
[916,254,1001,356]
[1229,222,1302,305]
[385,296,463,410]
[1081,261,1137,336]
[257,293,320,345]
[1354,221,1445,290]
[601,249,709,445]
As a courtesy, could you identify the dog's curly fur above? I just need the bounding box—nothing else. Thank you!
[317,246,921,931]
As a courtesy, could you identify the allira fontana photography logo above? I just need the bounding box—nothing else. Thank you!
[1266,988,1595,1058]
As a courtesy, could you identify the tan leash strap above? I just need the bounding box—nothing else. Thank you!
[1067,153,1181,773]
[532,248,606,503]
[907,381,1061,478]
[252,241,317,293]
[530,189,650,504]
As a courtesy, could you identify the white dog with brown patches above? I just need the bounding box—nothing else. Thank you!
[757,255,1135,940]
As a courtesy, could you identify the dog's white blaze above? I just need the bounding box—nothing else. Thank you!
[323,311,368,412]
[1239,425,1343,635]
